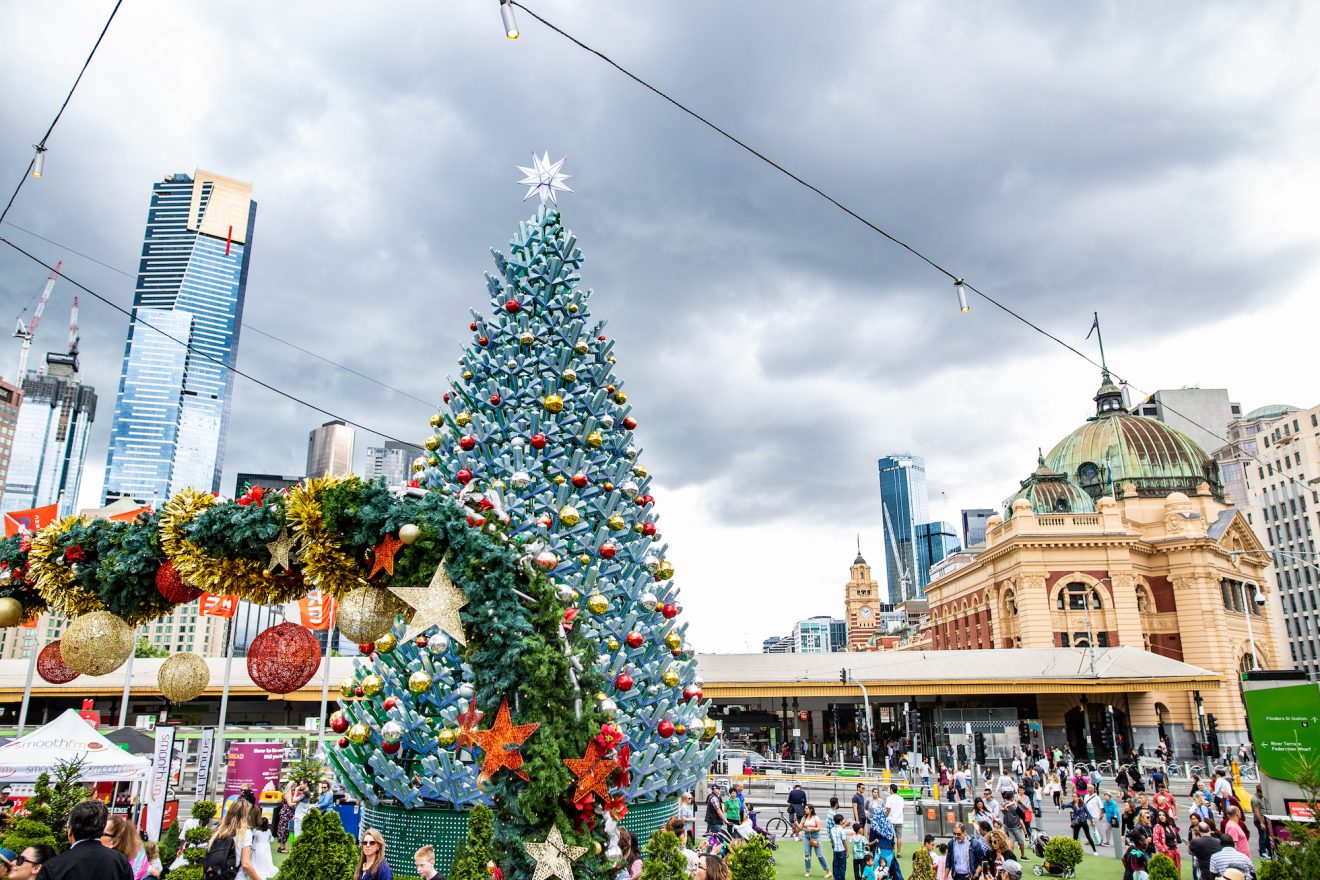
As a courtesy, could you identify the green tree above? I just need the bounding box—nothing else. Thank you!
[640,830,687,880]
[726,835,774,880]
[190,799,218,824]
[1041,837,1084,871]
[135,636,170,658]
[158,821,182,872]
[277,809,356,880]
[1263,754,1320,880]
[170,824,213,880]
[451,804,495,880]
[23,757,92,849]
[284,738,327,788]
[1147,854,1178,880]
[908,847,935,880]
[1,817,59,853]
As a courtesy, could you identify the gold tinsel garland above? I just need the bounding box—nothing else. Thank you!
[285,477,368,598]
[158,489,290,604]
[29,516,102,617]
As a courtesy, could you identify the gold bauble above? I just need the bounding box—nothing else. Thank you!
[554,475,567,485]
[586,593,609,615]
[561,368,577,384]
[606,515,625,531]
[429,413,442,428]
[664,631,682,650]
[347,723,371,745]
[408,670,433,693]
[158,652,209,703]
[592,842,602,856]
[0,597,23,628]
[662,668,681,687]
[61,611,134,676]
[455,412,472,427]
[462,370,474,381]
[577,553,591,565]
[703,717,718,739]
[559,505,581,527]
[607,637,621,651]
[613,391,628,405]
[375,632,398,653]
[607,355,618,365]
[437,728,457,748]
[411,457,427,474]
[674,723,687,736]
[633,464,648,478]
[337,586,401,644]
[602,481,614,492]
[424,435,441,451]
[519,331,535,345]
[567,303,580,314]
[427,454,439,466]
[340,678,357,698]
[586,432,602,448]
[399,524,421,545]
[595,691,608,703]
[544,394,565,414]
[573,340,589,355]
[361,674,385,696]
[657,561,675,580]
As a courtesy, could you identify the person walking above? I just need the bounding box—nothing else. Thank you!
[1067,794,1097,853]
[1101,792,1120,853]
[103,814,148,879]
[852,784,868,831]
[250,816,278,879]
[788,784,808,837]
[1152,810,1181,872]
[942,823,988,880]
[276,781,299,853]
[1187,823,1221,880]
[705,784,728,839]
[829,814,849,880]
[42,801,131,880]
[801,804,830,876]
[885,784,906,855]
[354,828,392,880]
[414,846,442,880]
[999,793,1028,861]
[1221,806,1250,856]
[205,798,260,880]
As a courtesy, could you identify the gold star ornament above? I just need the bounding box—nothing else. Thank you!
[524,825,587,880]
[265,528,296,573]
[389,562,468,644]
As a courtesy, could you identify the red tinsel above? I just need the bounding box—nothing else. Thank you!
[37,640,80,684]
[246,622,320,694]
[155,560,203,604]
[616,743,631,790]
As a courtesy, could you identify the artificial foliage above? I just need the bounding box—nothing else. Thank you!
[0,817,59,854]
[726,835,775,880]
[1263,754,1320,880]
[1146,853,1178,880]
[171,824,212,880]
[284,739,328,788]
[276,808,357,880]
[639,830,687,880]
[450,804,496,880]
[191,799,219,823]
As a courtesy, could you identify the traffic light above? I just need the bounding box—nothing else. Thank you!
[1018,721,1030,745]
[957,743,967,764]
[974,731,987,764]
[1206,713,1220,757]
[840,668,849,684]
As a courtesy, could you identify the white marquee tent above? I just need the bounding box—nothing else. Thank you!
[0,710,151,783]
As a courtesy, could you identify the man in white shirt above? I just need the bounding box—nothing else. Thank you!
[954,767,969,800]
[983,789,1002,823]
[885,784,906,854]
[997,771,1016,800]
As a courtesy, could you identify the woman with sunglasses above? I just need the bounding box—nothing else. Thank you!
[8,845,56,879]
[355,829,392,880]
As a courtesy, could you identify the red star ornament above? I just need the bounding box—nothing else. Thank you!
[563,739,619,804]
[369,534,405,578]
[455,701,486,749]
[469,698,540,784]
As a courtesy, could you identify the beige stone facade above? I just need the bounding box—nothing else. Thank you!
[844,554,884,650]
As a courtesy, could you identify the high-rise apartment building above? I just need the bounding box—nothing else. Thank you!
[234,472,304,497]
[878,454,929,604]
[960,508,996,548]
[307,420,354,478]
[364,441,422,488]
[2,353,97,516]
[1129,388,1241,458]
[103,170,256,504]
[0,379,23,500]
[1248,403,1320,676]
[1211,405,1297,515]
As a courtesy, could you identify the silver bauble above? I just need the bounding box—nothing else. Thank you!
[511,437,526,448]
[510,471,531,490]
[600,698,618,715]
[458,683,475,699]
[625,445,638,460]
[381,721,404,744]
[643,555,661,573]
[640,590,658,608]
[427,633,450,655]
[621,481,639,499]
[599,415,615,429]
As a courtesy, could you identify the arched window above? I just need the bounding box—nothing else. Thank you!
[1057,581,1102,610]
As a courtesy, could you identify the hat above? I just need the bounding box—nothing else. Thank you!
[1220,871,1246,880]
[0,848,15,866]
[999,860,1023,880]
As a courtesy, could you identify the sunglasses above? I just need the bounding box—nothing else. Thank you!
[10,855,29,866]
[362,841,379,847]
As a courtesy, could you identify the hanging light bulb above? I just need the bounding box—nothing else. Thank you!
[31,145,46,179]
[955,278,969,313]
[500,0,519,39]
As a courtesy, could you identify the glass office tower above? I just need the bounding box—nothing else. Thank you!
[103,170,256,503]
[2,353,96,516]
[915,521,962,586]
[877,453,929,603]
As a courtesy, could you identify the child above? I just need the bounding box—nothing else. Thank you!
[934,844,948,880]
[829,815,849,880]
[144,841,162,878]
[861,853,877,880]
[850,823,868,880]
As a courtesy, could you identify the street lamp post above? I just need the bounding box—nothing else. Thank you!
[842,669,873,772]
[1238,580,1260,668]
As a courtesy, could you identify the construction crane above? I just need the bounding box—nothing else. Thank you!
[12,261,61,379]
[882,501,915,604]
[67,295,79,365]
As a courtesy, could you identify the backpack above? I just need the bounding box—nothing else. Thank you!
[203,835,239,880]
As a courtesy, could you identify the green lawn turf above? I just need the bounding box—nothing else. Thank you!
[768,845,1211,880]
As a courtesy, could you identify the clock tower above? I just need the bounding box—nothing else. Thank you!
[845,544,882,651]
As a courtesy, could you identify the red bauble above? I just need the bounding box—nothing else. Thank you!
[662,603,678,619]
[642,523,657,537]
[246,622,320,694]
[489,394,502,406]
[478,336,489,347]
[37,640,80,684]
[683,684,703,702]
[467,514,486,527]
[530,433,548,450]
[622,417,637,430]
[459,436,477,451]
[354,686,365,697]
[571,472,588,488]
[625,632,644,649]
[599,542,617,559]
[456,469,473,484]
[415,635,430,648]
[633,496,647,507]
[358,643,375,655]
[614,672,634,692]
[504,299,521,313]
[338,737,350,749]
[330,715,350,734]
[469,321,478,331]
[657,719,675,738]
[643,494,655,505]
[598,335,607,341]
[384,696,399,710]
[382,741,401,754]
[443,393,450,404]
[155,561,202,604]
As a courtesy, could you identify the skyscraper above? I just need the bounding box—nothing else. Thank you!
[364,441,422,489]
[915,520,961,584]
[878,453,929,603]
[960,508,996,548]
[103,170,256,503]
[2,352,97,516]
[307,420,355,478]
[0,379,22,502]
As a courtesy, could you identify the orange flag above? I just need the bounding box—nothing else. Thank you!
[297,591,336,630]
[3,504,59,537]
[199,593,238,618]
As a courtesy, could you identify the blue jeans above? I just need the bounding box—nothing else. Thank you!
[803,834,828,872]
[832,850,847,880]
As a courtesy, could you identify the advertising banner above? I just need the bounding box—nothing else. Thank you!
[298,591,336,630]
[1243,683,1320,781]
[195,727,217,799]
[200,593,239,618]
[3,504,58,537]
[222,742,284,809]
[146,726,176,841]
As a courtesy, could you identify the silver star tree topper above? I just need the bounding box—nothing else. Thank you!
[516,152,573,204]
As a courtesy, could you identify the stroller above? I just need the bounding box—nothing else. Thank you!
[1029,835,1076,878]
[731,809,779,850]
[1030,827,1050,859]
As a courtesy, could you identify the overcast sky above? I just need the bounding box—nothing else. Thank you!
[2,2,1317,652]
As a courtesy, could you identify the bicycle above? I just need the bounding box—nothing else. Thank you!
[756,806,795,839]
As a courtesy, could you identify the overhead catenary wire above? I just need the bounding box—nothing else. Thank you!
[0,236,421,448]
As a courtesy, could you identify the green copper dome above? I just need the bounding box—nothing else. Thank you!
[1044,373,1224,502]
[1004,452,1097,518]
